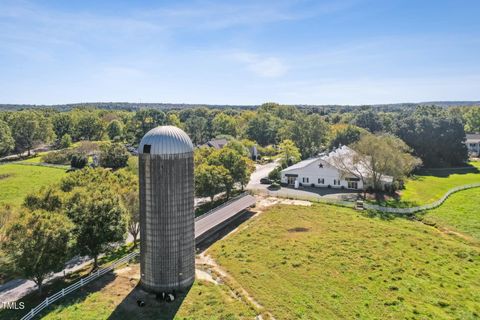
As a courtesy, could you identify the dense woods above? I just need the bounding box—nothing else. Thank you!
[0,103,476,167]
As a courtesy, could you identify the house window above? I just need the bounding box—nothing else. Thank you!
[318,163,323,168]
[302,177,309,183]
[318,178,324,184]
[334,179,340,186]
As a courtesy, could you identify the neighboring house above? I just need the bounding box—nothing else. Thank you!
[202,138,228,149]
[202,138,259,160]
[466,134,480,156]
[280,145,392,190]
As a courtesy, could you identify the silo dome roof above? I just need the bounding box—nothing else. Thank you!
[139,126,194,155]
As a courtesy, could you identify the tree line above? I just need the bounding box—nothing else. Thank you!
[1,104,477,168]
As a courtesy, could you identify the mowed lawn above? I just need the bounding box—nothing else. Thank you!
[0,164,67,206]
[421,187,480,241]
[208,204,480,319]
[400,161,480,206]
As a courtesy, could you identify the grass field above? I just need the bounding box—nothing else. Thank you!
[207,203,480,319]
[375,161,480,207]
[37,265,256,320]
[0,163,67,206]
[7,201,480,319]
[420,187,480,241]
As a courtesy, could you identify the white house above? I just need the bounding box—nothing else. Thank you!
[466,134,480,156]
[280,145,392,190]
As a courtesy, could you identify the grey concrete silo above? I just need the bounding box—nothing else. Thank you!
[138,125,195,293]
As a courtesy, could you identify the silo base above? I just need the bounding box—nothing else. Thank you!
[140,275,195,294]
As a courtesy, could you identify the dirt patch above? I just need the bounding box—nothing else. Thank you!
[255,196,311,210]
[0,173,12,180]
[197,252,276,319]
[287,227,310,233]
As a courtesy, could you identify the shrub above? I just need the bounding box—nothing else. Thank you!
[59,134,72,149]
[75,141,100,155]
[71,154,88,169]
[269,182,281,190]
[99,143,129,169]
[268,166,282,182]
[41,150,73,165]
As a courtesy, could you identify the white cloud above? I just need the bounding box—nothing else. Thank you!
[231,52,288,78]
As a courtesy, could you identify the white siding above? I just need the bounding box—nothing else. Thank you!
[281,158,364,190]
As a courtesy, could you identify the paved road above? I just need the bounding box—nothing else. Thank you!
[246,160,279,190]
[195,194,256,241]
[0,256,91,303]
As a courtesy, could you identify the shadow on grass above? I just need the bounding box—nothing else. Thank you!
[368,192,419,208]
[98,242,135,267]
[414,164,479,178]
[37,272,118,319]
[362,209,416,221]
[196,210,256,253]
[107,283,192,320]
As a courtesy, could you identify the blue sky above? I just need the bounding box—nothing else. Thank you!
[1,0,479,105]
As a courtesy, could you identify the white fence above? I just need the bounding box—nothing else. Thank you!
[20,251,139,320]
[363,183,480,214]
[251,183,480,214]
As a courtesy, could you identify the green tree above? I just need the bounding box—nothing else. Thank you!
[353,109,384,133]
[328,125,364,149]
[285,114,329,159]
[127,109,166,142]
[75,113,104,141]
[59,134,73,149]
[395,106,468,167]
[212,113,238,137]
[0,119,14,156]
[66,189,126,269]
[225,140,249,157]
[278,139,301,167]
[185,116,209,145]
[115,172,140,248]
[331,134,421,193]
[71,153,88,169]
[99,143,129,169]
[208,148,254,193]
[195,163,231,201]
[24,187,63,212]
[246,113,281,146]
[106,120,124,141]
[3,210,72,294]
[122,189,140,248]
[464,107,480,133]
[52,113,74,139]
[166,113,182,128]
[9,111,55,155]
